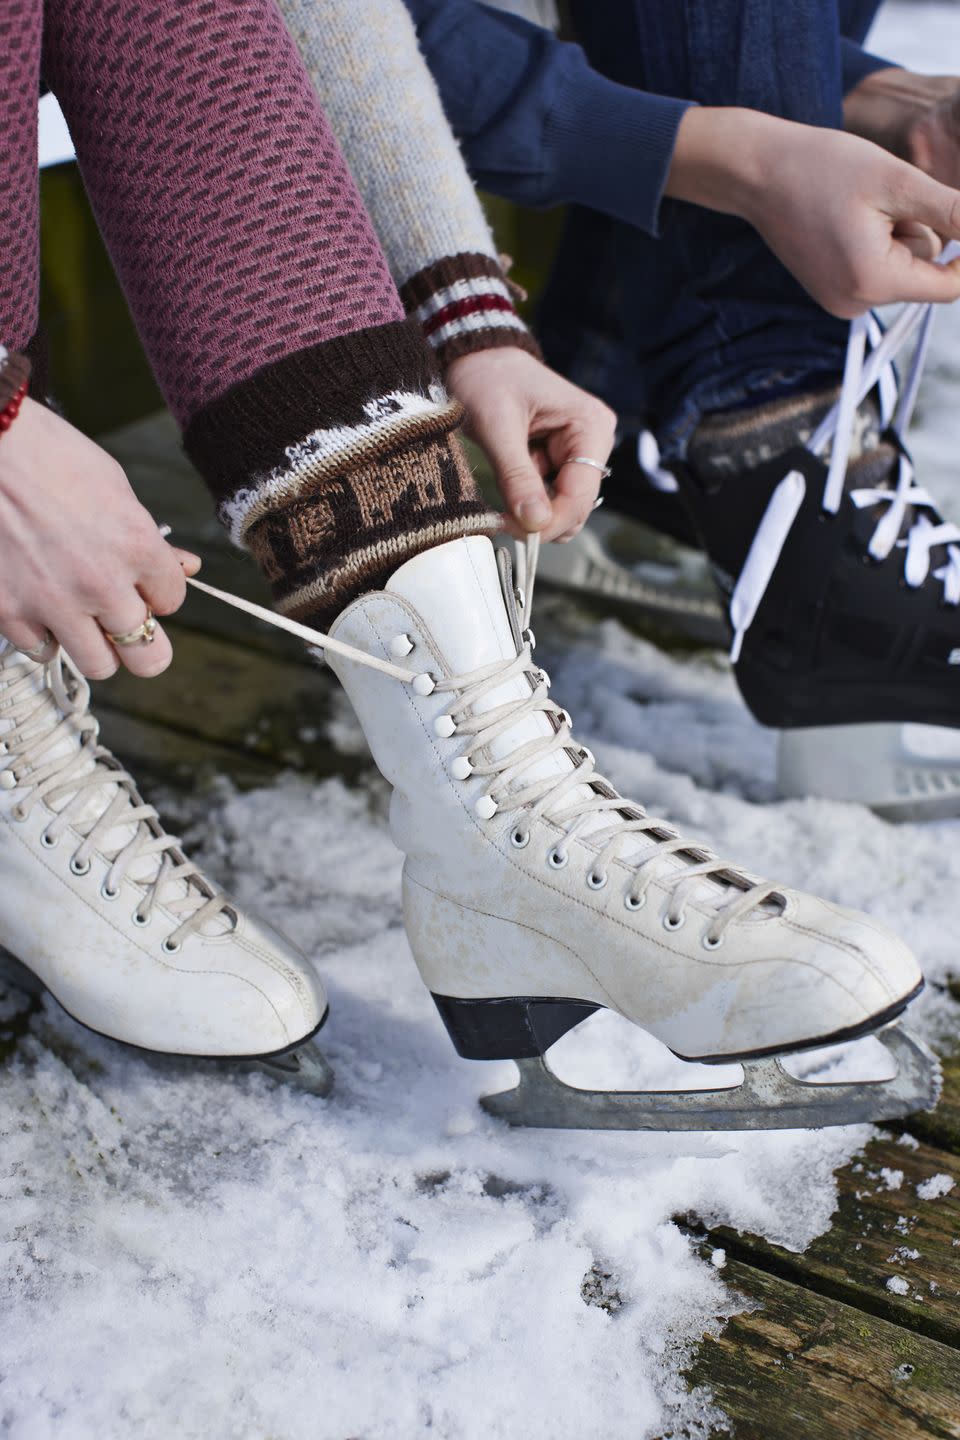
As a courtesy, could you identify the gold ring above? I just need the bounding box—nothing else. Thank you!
[564,454,612,480]
[107,611,158,647]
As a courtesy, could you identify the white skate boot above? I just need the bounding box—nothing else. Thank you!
[188,536,939,1129]
[319,535,937,1130]
[0,642,331,1093]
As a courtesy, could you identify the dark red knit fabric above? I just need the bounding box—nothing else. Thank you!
[0,2,42,351]
[41,0,406,425]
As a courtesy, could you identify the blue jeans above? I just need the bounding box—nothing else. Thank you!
[537,0,886,457]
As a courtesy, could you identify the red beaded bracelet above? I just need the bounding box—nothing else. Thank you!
[0,379,27,434]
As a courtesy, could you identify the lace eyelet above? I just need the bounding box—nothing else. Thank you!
[389,634,414,658]
[702,932,724,951]
[434,715,457,739]
[0,770,18,791]
[510,828,530,850]
[161,937,182,955]
[413,673,436,696]
[451,757,473,781]
[39,830,58,849]
[547,847,568,870]
[662,911,685,932]
[10,803,27,822]
[586,869,607,891]
[132,910,150,928]
[100,881,120,902]
[69,855,91,877]
[624,892,645,911]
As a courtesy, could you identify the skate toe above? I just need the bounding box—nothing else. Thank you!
[786,894,923,1025]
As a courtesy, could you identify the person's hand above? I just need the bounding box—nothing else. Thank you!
[667,107,960,319]
[0,397,199,679]
[446,347,616,542]
[844,68,960,188]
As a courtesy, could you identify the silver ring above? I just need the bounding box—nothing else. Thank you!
[107,611,158,648]
[564,455,612,480]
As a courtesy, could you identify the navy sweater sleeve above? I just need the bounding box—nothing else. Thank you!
[840,36,895,93]
[403,0,692,235]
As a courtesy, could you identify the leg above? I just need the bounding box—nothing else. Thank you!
[33,0,934,1125]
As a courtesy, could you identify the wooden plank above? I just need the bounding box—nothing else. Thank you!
[688,1259,960,1440]
[693,1133,960,1349]
[95,622,373,784]
[95,703,283,792]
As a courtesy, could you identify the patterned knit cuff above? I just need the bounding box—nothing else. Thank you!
[400,253,542,370]
[0,346,31,409]
[184,317,498,624]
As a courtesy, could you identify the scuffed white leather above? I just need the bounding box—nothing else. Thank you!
[329,537,921,1060]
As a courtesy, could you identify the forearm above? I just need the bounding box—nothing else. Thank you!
[277,0,539,367]
[0,1,43,352]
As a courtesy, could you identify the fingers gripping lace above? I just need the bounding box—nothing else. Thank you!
[0,650,233,945]
[729,241,960,660]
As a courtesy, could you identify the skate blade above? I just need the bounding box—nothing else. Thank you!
[479,1023,941,1132]
[0,947,334,1097]
[233,1042,334,1098]
[517,520,726,644]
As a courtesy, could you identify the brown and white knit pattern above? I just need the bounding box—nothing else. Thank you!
[0,346,30,408]
[276,0,539,369]
[185,318,498,624]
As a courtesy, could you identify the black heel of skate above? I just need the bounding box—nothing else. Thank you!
[432,994,599,1061]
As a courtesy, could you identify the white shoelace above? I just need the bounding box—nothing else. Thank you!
[729,240,960,662]
[189,534,780,945]
[0,647,232,947]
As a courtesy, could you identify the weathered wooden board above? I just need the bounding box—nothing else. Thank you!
[96,622,372,784]
[906,1056,960,1156]
[688,1259,960,1440]
[95,702,282,792]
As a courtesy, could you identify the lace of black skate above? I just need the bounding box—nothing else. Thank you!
[728,243,960,663]
[0,647,233,945]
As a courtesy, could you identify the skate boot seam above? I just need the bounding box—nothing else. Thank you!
[404,871,620,1009]
[780,914,899,1000]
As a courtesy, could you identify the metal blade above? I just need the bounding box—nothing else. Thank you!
[479,1023,941,1132]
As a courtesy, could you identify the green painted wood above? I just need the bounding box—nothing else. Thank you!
[688,1260,960,1440]
[95,622,373,785]
[95,702,283,793]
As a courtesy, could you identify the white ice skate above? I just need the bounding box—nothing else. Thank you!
[189,536,939,1131]
[0,642,331,1093]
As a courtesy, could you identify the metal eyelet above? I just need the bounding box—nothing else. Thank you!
[702,932,724,951]
[510,828,531,850]
[662,911,685,932]
[69,855,91,877]
[586,869,608,891]
[39,830,58,849]
[624,892,645,911]
[132,910,150,928]
[161,937,182,955]
[100,880,120,901]
[547,847,569,870]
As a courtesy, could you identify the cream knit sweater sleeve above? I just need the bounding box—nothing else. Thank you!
[276,0,540,369]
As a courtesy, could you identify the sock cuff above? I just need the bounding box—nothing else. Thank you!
[184,317,465,545]
[399,253,541,370]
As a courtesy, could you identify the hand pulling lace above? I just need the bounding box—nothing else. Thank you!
[728,240,960,662]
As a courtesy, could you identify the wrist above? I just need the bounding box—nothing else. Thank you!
[664,106,788,223]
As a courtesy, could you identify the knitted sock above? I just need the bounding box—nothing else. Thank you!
[689,385,895,489]
[184,317,497,625]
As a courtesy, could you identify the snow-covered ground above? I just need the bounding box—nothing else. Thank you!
[7,5,960,1438]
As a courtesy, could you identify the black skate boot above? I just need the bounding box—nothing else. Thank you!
[672,307,960,819]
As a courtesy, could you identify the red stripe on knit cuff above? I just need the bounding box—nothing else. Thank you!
[422,293,516,338]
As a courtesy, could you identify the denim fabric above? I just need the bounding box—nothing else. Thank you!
[537,0,886,456]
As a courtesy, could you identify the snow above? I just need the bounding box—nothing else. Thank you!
[6,4,960,1436]
[916,1173,956,1200]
